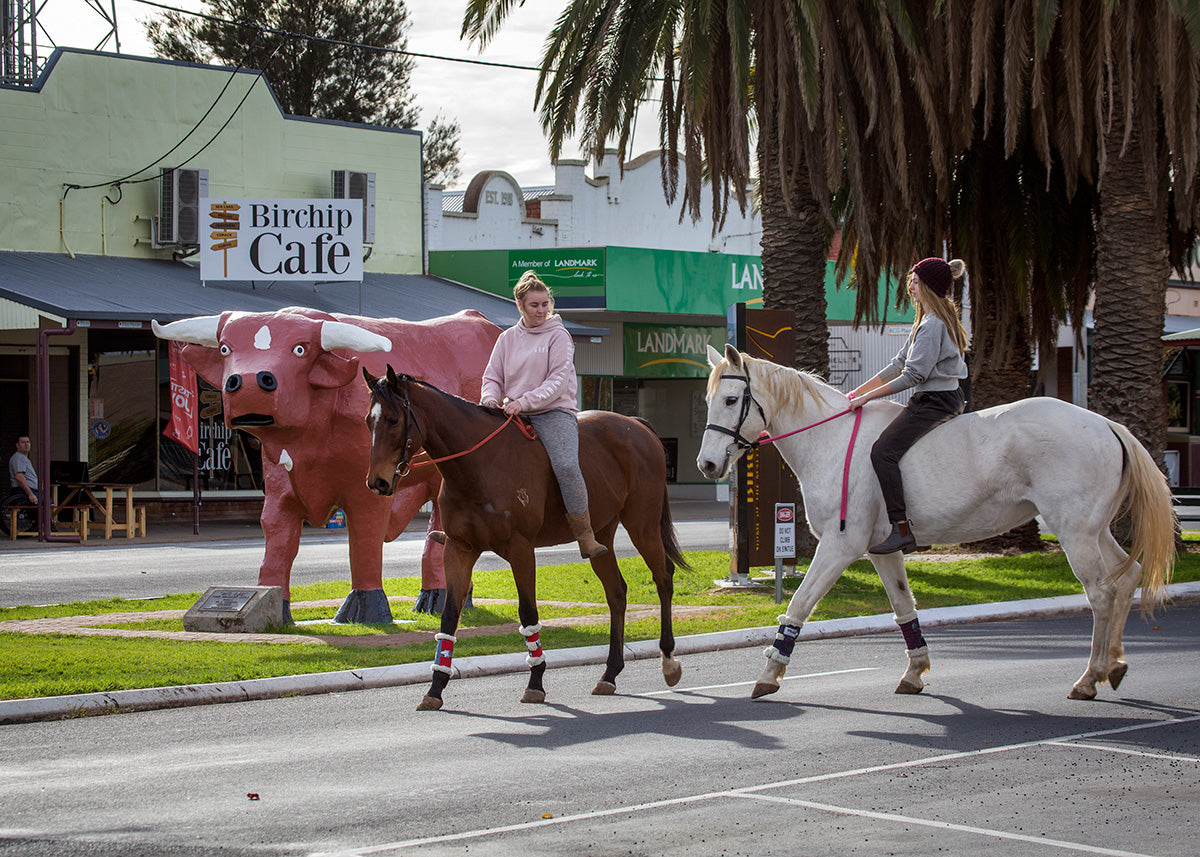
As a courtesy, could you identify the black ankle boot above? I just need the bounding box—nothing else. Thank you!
[869,520,917,555]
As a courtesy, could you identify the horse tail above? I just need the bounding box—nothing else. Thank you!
[1107,419,1177,617]
[660,489,691,571]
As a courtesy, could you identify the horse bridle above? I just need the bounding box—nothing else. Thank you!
[705,372,768,450]
[382,373,423,484]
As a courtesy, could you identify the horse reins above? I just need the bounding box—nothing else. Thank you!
[708,371,865,531]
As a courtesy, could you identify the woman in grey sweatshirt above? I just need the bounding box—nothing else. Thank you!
[847,257,971,554]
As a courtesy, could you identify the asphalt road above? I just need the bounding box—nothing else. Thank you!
[2,605,1197,857]
[0,519,731,608]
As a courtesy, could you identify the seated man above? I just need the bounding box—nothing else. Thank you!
[9,435,38,505]
[3,435,38,535]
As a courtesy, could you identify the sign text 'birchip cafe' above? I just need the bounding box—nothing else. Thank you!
[199,198,364,282]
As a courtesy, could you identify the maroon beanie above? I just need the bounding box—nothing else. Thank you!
[912,257,953,298]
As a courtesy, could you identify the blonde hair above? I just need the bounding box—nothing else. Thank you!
[911,258,970,353]
[513,270,554,311]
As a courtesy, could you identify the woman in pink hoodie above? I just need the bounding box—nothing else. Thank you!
[480,271,607,558]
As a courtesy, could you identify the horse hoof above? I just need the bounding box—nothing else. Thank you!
[1067,686,1097,700]
[1108,662,1128,690]
[521,689,546,704]
[592,680,616,695]
[750,682,779,699]
[663,662,683,687]
[416,695,443,711]
[895,679,924,695]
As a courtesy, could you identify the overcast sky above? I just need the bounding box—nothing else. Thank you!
[35,0,659,189]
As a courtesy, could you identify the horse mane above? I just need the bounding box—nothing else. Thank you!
[372,372,502,419]
[708,353,844,413]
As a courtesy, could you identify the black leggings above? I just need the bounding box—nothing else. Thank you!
[870,389,965,522]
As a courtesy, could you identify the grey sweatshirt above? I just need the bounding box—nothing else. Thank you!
[879,315,967,394]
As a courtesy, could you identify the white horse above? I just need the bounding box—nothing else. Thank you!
[697,343,1176,701]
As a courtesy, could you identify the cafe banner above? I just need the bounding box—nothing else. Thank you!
[199,198,364,281]
[623,323,725,378]
[163,341,200,454]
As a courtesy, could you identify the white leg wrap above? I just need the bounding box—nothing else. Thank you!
[777,614,803,628]
[906,645,929,659]
[894,610,918,625]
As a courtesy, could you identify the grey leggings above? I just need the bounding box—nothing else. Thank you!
[528,408,589,514]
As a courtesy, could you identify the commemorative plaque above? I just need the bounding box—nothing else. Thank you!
[183,586,284,633]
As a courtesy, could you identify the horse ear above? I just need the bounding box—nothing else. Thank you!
[724,343,743,370]
[385,364,398,387]
[362,366,378,388]
[706,344,724,368]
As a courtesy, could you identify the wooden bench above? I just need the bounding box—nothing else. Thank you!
[7,504,98,540]
[82,505,147,539]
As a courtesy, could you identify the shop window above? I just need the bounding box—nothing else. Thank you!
[88,346,157,489]
[158,370,262,492]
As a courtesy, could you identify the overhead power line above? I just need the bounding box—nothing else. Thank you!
[130,0,545,72]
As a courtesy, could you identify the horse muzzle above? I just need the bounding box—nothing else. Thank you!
[367,474,395,496]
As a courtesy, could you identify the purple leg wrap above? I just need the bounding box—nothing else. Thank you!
[774,623,801,658]
[899,617,926,651]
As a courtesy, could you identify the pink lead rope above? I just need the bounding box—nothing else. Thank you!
[755,404,865,532]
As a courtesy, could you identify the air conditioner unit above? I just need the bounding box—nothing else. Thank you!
[331,170,376,244]
[158,167,208,246]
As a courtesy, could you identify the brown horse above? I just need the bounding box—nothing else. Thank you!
[363,366,689,711]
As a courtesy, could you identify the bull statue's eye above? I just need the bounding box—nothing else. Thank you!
[219,344,231,356]
[292,344,306,357]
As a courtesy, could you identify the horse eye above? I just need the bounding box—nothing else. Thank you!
[292,344,306,357]
[724,396,739,407]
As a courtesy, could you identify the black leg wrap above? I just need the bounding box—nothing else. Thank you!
[528,661,547,693]
[773,622,801,658]
[428,669,450,700]
[899,617,926,651]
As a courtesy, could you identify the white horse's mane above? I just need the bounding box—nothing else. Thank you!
[709,353,845,414]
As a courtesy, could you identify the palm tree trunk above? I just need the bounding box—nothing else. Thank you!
[756,107,829,558]
[1091,120,1169,470]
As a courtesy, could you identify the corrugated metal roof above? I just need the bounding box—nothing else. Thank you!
[0,251,607,336]
[521,185,557,201]
[442,191,465,214]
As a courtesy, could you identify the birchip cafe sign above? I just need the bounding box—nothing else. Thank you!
[199,198,364,281]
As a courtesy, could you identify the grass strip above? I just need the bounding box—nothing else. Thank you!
[3,547,1198,701]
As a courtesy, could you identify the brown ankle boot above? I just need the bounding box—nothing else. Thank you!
[566,512,608,559]
[869,520,917,555]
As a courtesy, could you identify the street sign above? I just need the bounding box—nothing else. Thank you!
[774,502,796,559]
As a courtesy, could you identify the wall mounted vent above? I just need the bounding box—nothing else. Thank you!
[158,167,208,245]
[331,170,376,243]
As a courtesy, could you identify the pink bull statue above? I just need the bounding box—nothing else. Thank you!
[153,307,500,623]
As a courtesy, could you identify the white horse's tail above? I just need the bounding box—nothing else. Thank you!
[1107,420,1177,616]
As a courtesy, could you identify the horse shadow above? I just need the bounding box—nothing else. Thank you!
[800,693,1200,755]
[441,692,811,752]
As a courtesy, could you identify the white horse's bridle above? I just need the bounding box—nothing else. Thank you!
[705,372,768,450]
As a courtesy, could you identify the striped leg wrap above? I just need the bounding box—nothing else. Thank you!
[765,615,803,665]
[520,623,545,666]
[432,632,456,675]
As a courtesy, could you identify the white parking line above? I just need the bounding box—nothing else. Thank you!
[636,666,880,697]
[309,714,1200,857]
[732,793,1160,857]
[1045,740,1200,764]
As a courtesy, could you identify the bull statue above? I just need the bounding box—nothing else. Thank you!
[153,307,501,624]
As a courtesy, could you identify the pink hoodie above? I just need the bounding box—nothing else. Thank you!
[480,315,578,413]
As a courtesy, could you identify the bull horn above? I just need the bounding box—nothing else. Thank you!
[151,316,220,346]
[321,321,392,353]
